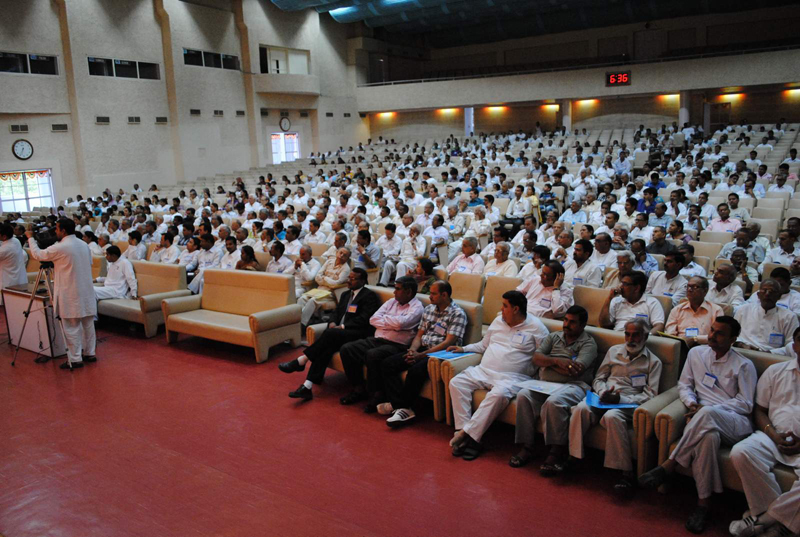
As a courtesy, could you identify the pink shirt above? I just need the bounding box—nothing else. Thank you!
[370,297,425,345]
[706,218,741,233]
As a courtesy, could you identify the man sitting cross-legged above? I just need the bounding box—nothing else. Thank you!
[639,316,757,534]
[278,268,380,401]
[510,305,599,472]
[447,290,549,461]
[375,280,467,427]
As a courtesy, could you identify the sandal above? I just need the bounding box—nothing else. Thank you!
[539,455,568,477]
[614,475,637,496]
[460,438,483,461]
[509,448,534,468]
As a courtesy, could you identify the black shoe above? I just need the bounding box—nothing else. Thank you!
[288,385,313,401]
[638,465,667,489]
[614,475,637,497]
[60,361,83,370]
[83,355,97,363]
[340,390,367,405]
[685,506,710,534]
[279,359,304,373]
[460,437,484,461]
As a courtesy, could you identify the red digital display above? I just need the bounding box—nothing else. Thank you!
[606,71,631,86]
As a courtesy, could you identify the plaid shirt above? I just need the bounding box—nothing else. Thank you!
[419,302,467,349]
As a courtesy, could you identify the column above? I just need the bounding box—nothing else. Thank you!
[679,90,690,127]
[560,99,572,131]
[464,107,474,137]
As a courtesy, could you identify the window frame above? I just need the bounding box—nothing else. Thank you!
[0,50,60,77]
[0,170,55,213]
[259,45,311,75]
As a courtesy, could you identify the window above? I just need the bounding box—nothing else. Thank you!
[0,52,28,73]
[128,116,141,124]
[260,46,310,75]
[0,170,55,212]
[88,57,113,76]
[190,109,201,116]
[51,124,69,132]
[183,49,203,66]
[29,54,57,75]
[155,116,168,124]
[203,51,222,68]
[138,62,159,80]
[236,110,245,117]
[222,54,239,70]
[271,132,300,164]
[114,59,138,78]
[96,116,110,125]
[213,110,223,117]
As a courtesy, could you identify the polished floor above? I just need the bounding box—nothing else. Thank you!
[1,318,746,537]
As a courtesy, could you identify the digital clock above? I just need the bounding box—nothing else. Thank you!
[606,71,631,86]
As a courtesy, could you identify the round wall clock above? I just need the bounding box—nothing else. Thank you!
[12,139,33,160]
[279,117,291,132]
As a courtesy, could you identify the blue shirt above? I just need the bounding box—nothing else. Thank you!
[637,199,657,215]
[634,254,659,277]
[648,213,673,228]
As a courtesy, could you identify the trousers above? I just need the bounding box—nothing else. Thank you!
[379,351,430,409]
[669,405,753,499]
[731,431,800,533]
[62,316,96,364]
[514,384,587,447]
[339,337,409,392]
[303,327,365,385]
[379,260,415,286]
[297,295,335,326]
[449,365,529,443]
[569,401,635,472]
[94,286,125,301]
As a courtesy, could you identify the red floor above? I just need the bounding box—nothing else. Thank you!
[1,318,747,537]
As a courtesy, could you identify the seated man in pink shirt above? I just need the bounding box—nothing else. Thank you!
[447,237,485,275]
[706,203,742,234]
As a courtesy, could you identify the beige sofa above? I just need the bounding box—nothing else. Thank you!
[96,260,191,338]
[655,348,797,493]
[306,285,484,421]
[440,318,683,475]
[161,269,302,363]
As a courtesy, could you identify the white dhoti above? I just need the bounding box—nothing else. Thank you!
[449,365,530,442]
[62,316,96,364]
[569,401,636,472]
[731,431,800,533]
[669,405,753,499]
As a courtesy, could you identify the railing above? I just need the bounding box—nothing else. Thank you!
[358,44,800,87]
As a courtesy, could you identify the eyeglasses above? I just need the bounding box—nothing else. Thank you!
[686,284,703,290]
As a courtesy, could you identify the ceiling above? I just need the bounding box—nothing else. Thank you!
[269,0,797,48]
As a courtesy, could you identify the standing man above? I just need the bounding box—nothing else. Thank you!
[0,223,29,305]
[377,281,467,427]
[279,268,380,401]
[26,219,97,370]
[640,317,756,533]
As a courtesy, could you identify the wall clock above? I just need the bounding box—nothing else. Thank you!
[12,139,33,160]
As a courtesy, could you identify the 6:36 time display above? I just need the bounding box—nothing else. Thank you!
[606,71,631,86]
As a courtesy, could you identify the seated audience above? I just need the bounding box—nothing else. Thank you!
[664,276,723,347]
[600,270,665,333]
[734,279,799,351]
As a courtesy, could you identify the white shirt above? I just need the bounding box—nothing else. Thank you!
[759,247,800,274]
[303,231,327,245]
[705,282,745,312]
[96,257,138,298]
[516,273,574,319]
[756,359,800,437]
[746,289,800,317]
[220,249,241,270]
[399,236,426,263]
[293,258,321,288]
[376,235,402,259]
[266,255,293,274]
[0,238,29,294]
[28,235,97,319]
[123,242,147,261]
[483,259,519,277]
[678,345,757,415]
[590,249,617,273]
[284,239,302,256]
[563,258,602,288]
[463,313,548,373]
[506,197,531,218]
[447,253,485,275]
[608,295,665,331]
[645,271,688,306]
[150,244,180,264]
[177,249,200,271]
[680,261,707,279]
[734,302,800,351]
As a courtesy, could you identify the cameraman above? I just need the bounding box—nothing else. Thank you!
[26,218,97,370]
[0,224,28,305]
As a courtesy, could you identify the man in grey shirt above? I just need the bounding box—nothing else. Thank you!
[511,306,598,473]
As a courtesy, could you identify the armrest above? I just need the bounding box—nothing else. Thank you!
[656,398,689,446]
[250,304,302,332]
[634,386,680,439]
[139,290,192,313]
[440,353,482,380]
[161,294,202,317]
[306,323,327,345]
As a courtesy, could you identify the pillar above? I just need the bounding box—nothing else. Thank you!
[560,99,572,131]
[464,107,474,137]
[679,90,691,127]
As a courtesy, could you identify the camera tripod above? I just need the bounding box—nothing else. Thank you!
[10,263,72,369]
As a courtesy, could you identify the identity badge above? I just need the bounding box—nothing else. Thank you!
[702,373,717,389]
[769,333,785,347]
[631,374,646,388]
[685,327,699,338]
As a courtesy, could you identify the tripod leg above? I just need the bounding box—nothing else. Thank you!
[11,267,46,367]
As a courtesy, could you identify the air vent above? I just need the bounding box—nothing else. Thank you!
[280,110,289,117]
[128,116,141,124]
[260,108,269,117]
[213,110,223,117]
[96,116,110,125]
[344,113,351,118]
[155,116,168,124]
[236,110,245,117]
[300,111,309,118]
[325,112,334,118]
[190,109,201,116]
[51,124,69,132]
[9,124,29,133]
[359,113,367,118]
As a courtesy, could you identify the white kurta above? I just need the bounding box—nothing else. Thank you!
[0,239,29,304]
[28,235,97,319]
[96,257,138,299]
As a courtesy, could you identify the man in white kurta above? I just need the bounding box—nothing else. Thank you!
[483,242,518,277]
[0,224,29,305]
[516,260,574,319]
[729,328,800,537]
[645,252,689,306]
[26,220,97,369]
[447,291,549,459]
[734,279,799,352]
[219,237,241,270]
[94,246,137,301]
[188,234,222,295]
[149,233,180,264]
[266,241,293,274]
[639,317,757,533]
[290,245,321,298]
[562,239,602,288]
[297,248,351,326]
